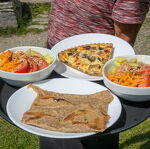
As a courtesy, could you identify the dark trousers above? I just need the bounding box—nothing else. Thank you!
[45,43,119,149]
[39,133,119,149]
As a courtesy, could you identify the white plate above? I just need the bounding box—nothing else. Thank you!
[51,33,135,80]
[7,78,122,139]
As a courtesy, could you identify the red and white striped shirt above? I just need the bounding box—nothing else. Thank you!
[48,0,150,48]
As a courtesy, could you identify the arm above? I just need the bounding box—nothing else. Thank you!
[114,21,142,47]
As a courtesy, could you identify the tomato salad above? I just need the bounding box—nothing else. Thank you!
[0,49,54,73]
[107,57,150,87]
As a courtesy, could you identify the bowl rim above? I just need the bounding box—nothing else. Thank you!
[0,46,57,76]
[102,54,150,90]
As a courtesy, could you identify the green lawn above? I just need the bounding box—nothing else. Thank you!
[0,117,39,149]
[0,116,150,149]
[119,118,150,149]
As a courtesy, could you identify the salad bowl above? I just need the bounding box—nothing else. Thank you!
[103,55,150,102]
[0,46,57,87]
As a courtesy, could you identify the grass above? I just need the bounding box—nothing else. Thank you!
[31,3,51,18]
[0,3,51,37]
[119,118,150,149]
[0,117,150,149]
[0,117,39,149]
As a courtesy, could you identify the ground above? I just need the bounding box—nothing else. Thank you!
[0,11,150,54]
[0,31,48,51]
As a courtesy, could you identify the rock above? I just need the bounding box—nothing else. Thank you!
[0,11,18,28]
[19,0,51,4]
[0,9,14,12]
[0,0,50,29]
[13,0,22,19]
[36,14,49,18]
[0,2,13,10]
[27,24,47,30]
[32,18,48,23]
[0,1,22,28]
[39,21,48,25]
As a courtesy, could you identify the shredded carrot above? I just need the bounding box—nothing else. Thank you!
[107,68,146,87]
[0,50,27,72]
[0,50,13,67]
[0,58,21,72]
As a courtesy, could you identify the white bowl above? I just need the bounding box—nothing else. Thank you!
[103,55,150,102]
[0,46,57,87]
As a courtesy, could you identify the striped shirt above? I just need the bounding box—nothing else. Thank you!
[48,0,150,48]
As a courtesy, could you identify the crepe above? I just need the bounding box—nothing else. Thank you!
[21,84,113,133]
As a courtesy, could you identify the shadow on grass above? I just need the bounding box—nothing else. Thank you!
[120,131,150,149]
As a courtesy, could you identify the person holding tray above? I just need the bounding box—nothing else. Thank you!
[44,0,150,149]
[47,0,150,48]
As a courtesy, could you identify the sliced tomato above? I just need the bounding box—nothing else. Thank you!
[14,60,28,73]
[38,59,49,70]
[139,75,150,87]
[27,57,38,72]
[28,56,49,71]
[141,66,150,74]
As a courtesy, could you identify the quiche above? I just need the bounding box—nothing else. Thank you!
[58,43,113,76]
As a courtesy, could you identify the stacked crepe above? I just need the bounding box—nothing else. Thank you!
[21,84,113,133]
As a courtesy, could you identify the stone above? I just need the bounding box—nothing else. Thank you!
[0,2,13,10]
[0,0,50,28]
[13,0,22,18]
[39,21,48,25]
[36,14,49,18]
[32,17,48,23]
[0,9,14,12]
[0,0,22,28]
[19,0,51,4]
[27,24,47,30]
[0,11,18,28]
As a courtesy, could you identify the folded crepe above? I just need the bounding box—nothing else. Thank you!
[21,84,113,133]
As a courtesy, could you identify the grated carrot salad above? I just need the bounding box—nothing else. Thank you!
[0,50,27,72]
[107,64,147,87]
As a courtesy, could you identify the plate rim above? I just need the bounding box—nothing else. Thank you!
[6,78,122,139]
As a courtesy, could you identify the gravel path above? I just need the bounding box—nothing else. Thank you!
[0,12,150,54]
[0,31,48,51]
